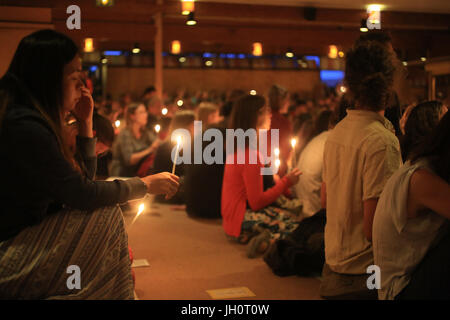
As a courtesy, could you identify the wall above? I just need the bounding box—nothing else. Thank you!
[0,7,53,76]
[106,67,321,99]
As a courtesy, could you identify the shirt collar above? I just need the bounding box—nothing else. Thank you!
[346,109,394,132]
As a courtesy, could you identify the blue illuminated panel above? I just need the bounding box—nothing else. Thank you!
[320,70,345,87]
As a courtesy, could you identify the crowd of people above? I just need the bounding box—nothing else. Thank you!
[0,29,448,300]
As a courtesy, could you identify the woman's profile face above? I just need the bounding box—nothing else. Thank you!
[62,56,83,113]
[132,104,148,127]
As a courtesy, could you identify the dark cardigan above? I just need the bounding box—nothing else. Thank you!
[0,104,147,241]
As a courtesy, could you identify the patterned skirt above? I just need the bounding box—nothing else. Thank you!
[0,205,134,300]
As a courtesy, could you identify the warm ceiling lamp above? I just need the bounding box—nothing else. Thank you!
[84,38,94,52]
[360,19,369,32]
[96,0,114,7]
[328,45,338,59]
[132,43,140,54]
[367,4,382,29]
[181,0,195,15]
[253,42,263,56]
[171,40,181,54]
[186,12,197,25]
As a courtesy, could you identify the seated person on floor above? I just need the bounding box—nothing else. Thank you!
[320,40,402,300]
[0,29,179,299]
[293,110,337,218]
[221,94,301,259]
[373,112,450,300]
[151,110,195,204]
[110,102,160,177]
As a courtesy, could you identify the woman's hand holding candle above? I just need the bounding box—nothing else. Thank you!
[285,167,302,186]
[140,172,180,199]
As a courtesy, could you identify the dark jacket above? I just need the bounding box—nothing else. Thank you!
[0,104,147,241]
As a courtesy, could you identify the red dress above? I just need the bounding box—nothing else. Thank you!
[221,148,292,237]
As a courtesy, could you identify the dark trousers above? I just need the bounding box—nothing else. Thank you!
[396,227,450,300]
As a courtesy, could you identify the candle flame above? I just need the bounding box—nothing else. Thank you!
[176,135,182,145]
[274,148,280,157]
[115,120,121,128]
[162,108,168,115]
[155,124,161,133]
[137,203,145,215]
[275,159,281,168]
[291,138,297,148]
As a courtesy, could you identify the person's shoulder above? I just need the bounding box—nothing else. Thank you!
[364,123,399,151]
[3,104,54,137]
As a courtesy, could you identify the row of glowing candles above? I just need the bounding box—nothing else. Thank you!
[131,137,296,226]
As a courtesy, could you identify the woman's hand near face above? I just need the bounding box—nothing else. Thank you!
[73,87,94,138]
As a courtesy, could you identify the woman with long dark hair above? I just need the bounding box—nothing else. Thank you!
[221,94,301,258]
[373,112,450,300]
[0,30,179,299]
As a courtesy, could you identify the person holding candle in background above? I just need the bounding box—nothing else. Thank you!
[221,94,302,259]
[151,110,196,203]
[110,102,160,177]
[0,30,179,299]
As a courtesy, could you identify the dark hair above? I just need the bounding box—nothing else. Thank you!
[268,85,288,112]
[411,112,450,183]
[345,41,395,111]
[143,86,156,96]
[220,89,246,118]
[356,30,392,46]
[93,112,115,147]
[230,94,267,131]
[0,29,79,166]
[401,100,444,161]
[384,92,402,136]
[312,110,334,137]
[126,102,146,127]
[293,113,312,135]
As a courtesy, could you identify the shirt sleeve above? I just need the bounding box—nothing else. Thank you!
[76,136,97,180]
[243,162,290,211]
[362,144,401,201]
[9,118,147,210]
[118,131,134,166]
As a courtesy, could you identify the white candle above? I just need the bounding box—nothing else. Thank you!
[291,138,297,168]
[172,136,182,174]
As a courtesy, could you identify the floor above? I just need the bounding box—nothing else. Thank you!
[123,196,321,300]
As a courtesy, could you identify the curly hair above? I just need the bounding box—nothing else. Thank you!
[400,100,444,161]
[345,41,395,111]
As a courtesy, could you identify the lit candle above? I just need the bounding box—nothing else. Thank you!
[162,107,168,115]
[172,136,182,175]
[128,194,149,229]
[154,124,161,133]
[115,120,121,128]
[274,148,280,157]
[291,138,297,168]
[275,159,281,171]
[177,100,184,107]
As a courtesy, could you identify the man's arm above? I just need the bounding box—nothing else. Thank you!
[363,198,378,241]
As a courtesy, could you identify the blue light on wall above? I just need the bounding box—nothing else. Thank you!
[226,54,236,59]
[103,50,122,56]
[305,55,320,68]
[237,54,246,59]
[320,70,345,87]
[203,52,217,58]
[89,65,98,72]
